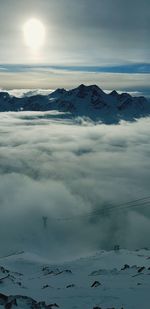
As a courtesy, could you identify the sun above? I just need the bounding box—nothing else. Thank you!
[23,18,45,51]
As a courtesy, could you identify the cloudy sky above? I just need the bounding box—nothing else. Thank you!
[0,112,150,259]
[0,0,149,94]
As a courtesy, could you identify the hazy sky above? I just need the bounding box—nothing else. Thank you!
[0,0,149,93]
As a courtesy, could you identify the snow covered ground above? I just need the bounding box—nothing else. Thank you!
[0,249,150,309]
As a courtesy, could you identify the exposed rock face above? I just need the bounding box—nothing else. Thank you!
[0,84,149,123]
[0,293,59,309]
[121,264,130,270]
[42,266,72,276]
[0,293,8,305]
[138,266,145,273]
[91,280,101,288]
[66,284,75,288]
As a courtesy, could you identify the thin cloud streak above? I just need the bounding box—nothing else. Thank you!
[0,69,150,97]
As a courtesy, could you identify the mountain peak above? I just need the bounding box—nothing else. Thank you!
[110,90,119,97]
[50,88,66,98]
[77,84,102,91]
[77,84,86,89]
[71,84,104,98]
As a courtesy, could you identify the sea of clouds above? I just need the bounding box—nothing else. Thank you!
[0,111,150,261]
[0,89,54,98]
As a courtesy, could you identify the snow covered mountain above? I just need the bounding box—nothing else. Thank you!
[0,249,149,309]
[0,85,149,123]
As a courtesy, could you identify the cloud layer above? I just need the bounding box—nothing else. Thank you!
[0,112,150,260]
[0,69,150,98]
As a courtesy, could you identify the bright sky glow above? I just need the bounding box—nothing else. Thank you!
[23,18,45,51]
[0,0,149,93]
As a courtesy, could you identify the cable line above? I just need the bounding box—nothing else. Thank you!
[51,195,150,222]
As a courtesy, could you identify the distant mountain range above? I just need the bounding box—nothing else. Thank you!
[0,84,150,123]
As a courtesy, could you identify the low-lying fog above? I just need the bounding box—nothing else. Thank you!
[0,112,150,260]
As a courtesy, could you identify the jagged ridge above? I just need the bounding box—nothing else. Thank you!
[0,84,149,123]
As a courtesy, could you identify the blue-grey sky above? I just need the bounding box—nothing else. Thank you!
[0,0,149,94]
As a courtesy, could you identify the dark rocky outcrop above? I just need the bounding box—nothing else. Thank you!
[121,264,130,270]
[66,284,75,288]
[91,281,101,288]
[138,266,145,273]
[0,293,60,308]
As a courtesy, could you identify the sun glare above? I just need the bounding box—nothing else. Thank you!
[23,18,45,51]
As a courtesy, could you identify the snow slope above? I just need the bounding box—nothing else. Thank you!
[0,249,150,309]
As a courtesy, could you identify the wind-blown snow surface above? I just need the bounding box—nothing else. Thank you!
[0,249,150,309]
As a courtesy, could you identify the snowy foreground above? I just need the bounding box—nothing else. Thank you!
[0,249,150,309]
